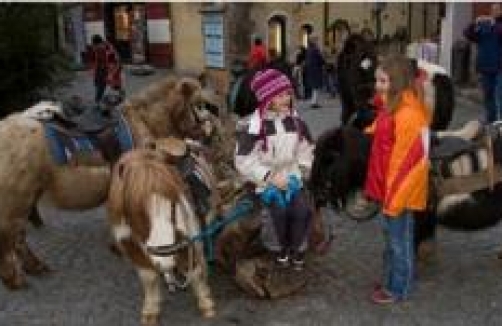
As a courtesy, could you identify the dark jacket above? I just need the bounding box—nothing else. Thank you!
[304,42,325,89]
[464,18,502,73]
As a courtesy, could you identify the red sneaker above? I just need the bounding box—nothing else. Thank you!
[373,281,382,291]
[371,288,396,305]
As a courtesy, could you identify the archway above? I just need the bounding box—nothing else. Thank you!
[300,23,313,47]
[268,15,287,60]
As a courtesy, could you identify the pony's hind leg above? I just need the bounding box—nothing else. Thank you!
[16,229,50,276]
[138,268,162,326]
[414,211,438,263]
[0,218,27,289]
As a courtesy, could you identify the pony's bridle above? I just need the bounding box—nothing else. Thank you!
[145,202,199,291]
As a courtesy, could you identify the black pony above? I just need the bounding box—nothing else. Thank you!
[337,34,378,129]
[310,124,502,253]
[336,34,455,131]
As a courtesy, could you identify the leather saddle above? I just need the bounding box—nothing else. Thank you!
[46,100,124,163]
[52,101,120,135]
[430,134,478,162]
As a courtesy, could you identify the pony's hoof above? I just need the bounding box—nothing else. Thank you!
[417,241,437,263]
[141,313,159,326]
[108,242,123,257]
[202,308,216,318]
[23,260,51,276]
[2,273,28,290]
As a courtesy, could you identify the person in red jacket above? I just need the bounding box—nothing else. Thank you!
[248,37,267,70]
[90,34,123,104]
[365,55,431,305]
[364,69,394,203]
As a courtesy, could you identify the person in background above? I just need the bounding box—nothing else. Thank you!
[464,3,502,123]
[248,36,268,70]
[304,35,325,108]
[293,45,307,99]
[365,54,431,305]
[89,35,123,104]
[323,47,338,98]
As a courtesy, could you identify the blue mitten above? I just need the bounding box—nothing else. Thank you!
[261,185,286,208]
[284,175,302,204]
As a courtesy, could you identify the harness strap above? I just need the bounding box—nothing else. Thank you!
[145,197,255,259]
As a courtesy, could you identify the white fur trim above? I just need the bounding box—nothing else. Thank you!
[247,110,299,135]
[248,110,261,135]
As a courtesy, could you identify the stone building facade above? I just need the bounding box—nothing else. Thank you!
[82,2,173,67]
[71,2,497,93]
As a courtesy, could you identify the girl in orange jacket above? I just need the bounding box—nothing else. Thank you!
[368,55,431,304]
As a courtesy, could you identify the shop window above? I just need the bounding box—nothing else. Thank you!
[114,5,130,41]
[301,24,313,47]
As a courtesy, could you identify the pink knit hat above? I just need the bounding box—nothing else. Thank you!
[250,68,293,115]
[249,69,295,151]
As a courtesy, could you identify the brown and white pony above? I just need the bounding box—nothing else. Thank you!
[107,140,216,326]
[0,76,216,290]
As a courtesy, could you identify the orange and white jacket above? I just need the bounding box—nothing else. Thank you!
[383,90,431,217]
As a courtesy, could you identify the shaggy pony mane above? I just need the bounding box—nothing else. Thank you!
[108,150,186,242]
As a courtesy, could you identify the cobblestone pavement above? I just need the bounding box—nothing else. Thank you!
[2,69,502,326]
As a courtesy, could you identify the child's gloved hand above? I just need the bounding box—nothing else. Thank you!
[285,175,302,203]
[261,175,302,208]
[261,185,286,207]
[269,172,288,190]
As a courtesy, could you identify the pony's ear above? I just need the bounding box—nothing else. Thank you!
[177,78,201,101]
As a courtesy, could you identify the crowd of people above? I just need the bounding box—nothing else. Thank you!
[247,35,338,109]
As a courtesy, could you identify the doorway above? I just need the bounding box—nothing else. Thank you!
[104,3,147,63]
[300,23,313,48]
[268,15,287,60]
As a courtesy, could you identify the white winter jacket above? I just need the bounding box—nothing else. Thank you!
[234,110,314,192]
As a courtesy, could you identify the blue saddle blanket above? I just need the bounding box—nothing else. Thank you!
[43,112,134,165]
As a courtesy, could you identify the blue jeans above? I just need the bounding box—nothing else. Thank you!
[480,72,499,122]
[379,211,415,300]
